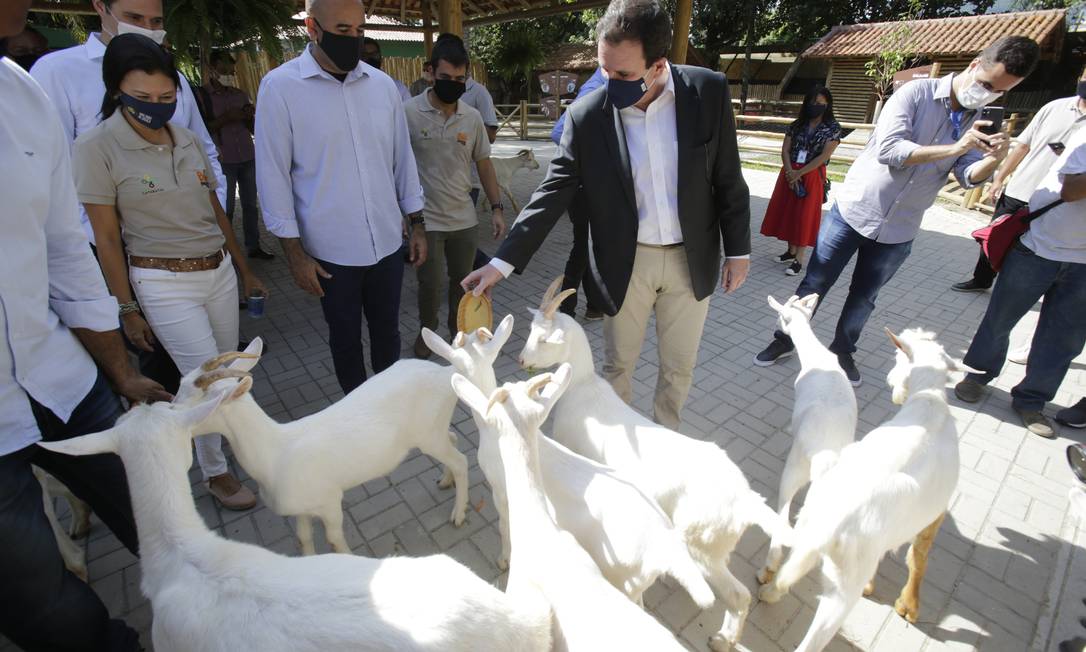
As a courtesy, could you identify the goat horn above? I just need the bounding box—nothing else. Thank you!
[194,368,252,390]
[485,388,510,415]
[200,351,259,372]
[539,276,564,310]
[475,327,494,343]
[543,288,577,320]
[526,373,554,400]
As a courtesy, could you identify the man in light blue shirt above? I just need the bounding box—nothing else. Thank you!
[1,12,170,646]
[552,67,606,319]
[754,36,1039,386]
[256,0,426,393]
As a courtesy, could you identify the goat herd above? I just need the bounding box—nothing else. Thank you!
[40,278,966,652]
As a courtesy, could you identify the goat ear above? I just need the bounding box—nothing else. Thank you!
[229,338,263,372]
[451,373,489,416]
[798,294,819,311]
[37,428,119,457]
[767,295,784,312]
[942,352,983,375]
[229,376,253,402]
[422,328,456,362]
[545,327,566,345]
[885,327,912,359]
[491,314,515,350]
[537,363,572,415]
[177,385,232,430]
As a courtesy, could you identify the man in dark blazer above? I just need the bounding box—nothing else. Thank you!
[462,0,751,428]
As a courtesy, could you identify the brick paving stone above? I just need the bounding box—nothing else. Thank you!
[7,146,1086,652]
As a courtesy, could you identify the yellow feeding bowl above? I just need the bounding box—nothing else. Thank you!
[457,292,493,334]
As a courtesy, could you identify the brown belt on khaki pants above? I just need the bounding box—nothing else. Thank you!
[128,250,224,272]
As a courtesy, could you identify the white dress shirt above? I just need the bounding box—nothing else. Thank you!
[0,59,120,456]
[255,46,425,266]
[30,33,227,242]
[1023,128,1086,265]
[489,65,744,278]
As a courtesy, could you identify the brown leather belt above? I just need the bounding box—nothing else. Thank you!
[637,242,684,250]
[129,250,224,272]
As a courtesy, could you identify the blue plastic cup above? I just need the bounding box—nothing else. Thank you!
[247,291,266,319]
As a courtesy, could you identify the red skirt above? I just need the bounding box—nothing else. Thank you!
[759,163,826,248]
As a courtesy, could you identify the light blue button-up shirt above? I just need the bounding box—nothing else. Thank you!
[1,59,119,456]
[255,45,425,267]
[835,73,987,244]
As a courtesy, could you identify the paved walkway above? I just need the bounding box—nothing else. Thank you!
[8,141,1085,652]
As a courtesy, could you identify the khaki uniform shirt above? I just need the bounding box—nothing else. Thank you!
[73,110,224,258]
[405,90,490,232]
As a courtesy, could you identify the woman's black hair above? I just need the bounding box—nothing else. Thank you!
[790,85,835,132]
[99,33,180,121]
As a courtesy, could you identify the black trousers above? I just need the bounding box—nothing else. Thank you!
[318,250,404,394]
[0,372,141,651]
[560,190,601,316]
[969,193,1028,288]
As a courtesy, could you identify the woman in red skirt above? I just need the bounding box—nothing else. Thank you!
[760,86,841,276]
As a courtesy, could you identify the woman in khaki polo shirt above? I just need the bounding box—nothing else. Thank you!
[73,34,266,510]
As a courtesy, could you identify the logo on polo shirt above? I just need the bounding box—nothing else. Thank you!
[196,170,210,188]
[140,175,163,195]
[457,132,467,146]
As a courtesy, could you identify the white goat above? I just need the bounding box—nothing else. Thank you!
[490,148,540,213]
[174,344,469,555]
[518,278,785,651]
[758,328,963,652]
[33,467,91,581]
[424,317,715,608]
[38,390,552,652]
[451,365,686,651]
[758,295,857,585]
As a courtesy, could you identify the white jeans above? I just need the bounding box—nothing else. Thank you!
[130,254,239,479]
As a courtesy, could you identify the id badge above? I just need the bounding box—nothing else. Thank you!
[796,149,808,165]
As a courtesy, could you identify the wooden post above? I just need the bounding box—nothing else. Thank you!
[519,100,528,140]
[422,0,434,57]
[670,0,692,64]
[437,0,462,35]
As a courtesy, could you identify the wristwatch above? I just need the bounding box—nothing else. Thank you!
[118,300,140,316]
[408,213,425,228]
[491,202,504,211]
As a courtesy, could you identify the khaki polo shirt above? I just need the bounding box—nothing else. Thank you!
[74,110,224,258]
[405,90,490,232]
[1006,96,1086,201]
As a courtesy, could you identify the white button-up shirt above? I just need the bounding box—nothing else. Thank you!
[255,46,425,266]
[30,33,227,242]
[0,59,120,456]
[620,66,681,245]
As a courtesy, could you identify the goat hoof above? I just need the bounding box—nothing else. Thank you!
[756,567,775,585]
[894,598,919,623]
[450,510,466,528]
[708,633,733,651]
[758,584,782,604]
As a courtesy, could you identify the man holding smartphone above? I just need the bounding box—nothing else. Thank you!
[952,64,1086,292]
[753,36,1038,386]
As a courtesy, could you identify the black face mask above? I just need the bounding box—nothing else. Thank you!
[433,79,466,104]
[806,104,827,118]
[364,56,382,70]
[1078,80,1086,101]
[314,20,361,72]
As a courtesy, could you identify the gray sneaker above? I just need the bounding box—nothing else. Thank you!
[954,378,985,403]
[1016,408,1055,439]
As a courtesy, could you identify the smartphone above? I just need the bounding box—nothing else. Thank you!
[979,106,1004,136]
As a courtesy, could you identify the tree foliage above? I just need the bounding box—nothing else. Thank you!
[165,0,297,73]
[864,0,922,104]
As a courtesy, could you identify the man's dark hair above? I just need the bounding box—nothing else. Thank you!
[209,50,234,66]
[363,37,380,51]
[595,0,672,65]
[979,36,1040,79]
[100,33,180,121]
[430,33,469,70]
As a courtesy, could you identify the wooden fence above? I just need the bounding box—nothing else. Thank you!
[495,102,555,140]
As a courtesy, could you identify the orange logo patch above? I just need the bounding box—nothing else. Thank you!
[456,132,468,146]
[195,170,209,188]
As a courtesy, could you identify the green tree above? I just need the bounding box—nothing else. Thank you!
[864,0,922,118]
[165,0,297,79]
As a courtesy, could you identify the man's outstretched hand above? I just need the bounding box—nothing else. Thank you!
[461,264,505,299]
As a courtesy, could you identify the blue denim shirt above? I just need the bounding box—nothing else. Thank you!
[836,74,986,244]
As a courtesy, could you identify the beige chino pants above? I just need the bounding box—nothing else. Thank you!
[602,243,711,429]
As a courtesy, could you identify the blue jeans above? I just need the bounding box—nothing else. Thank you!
[0,372,140,651]
[774,204,914,354]
[963,242,1086,411]
[317,250,405,394]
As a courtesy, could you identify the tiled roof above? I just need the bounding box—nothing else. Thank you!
[803,9,1065,59]
[541,43,599,72]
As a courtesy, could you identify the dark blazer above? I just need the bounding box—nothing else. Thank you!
[494,64,751,315]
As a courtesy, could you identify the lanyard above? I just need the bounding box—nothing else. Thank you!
[949,110,964,141]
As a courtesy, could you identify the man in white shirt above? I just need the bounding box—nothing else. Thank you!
[462,0,751,429]
[256,0,426,394]
[955,129,1086,438]
[0,5,169,647]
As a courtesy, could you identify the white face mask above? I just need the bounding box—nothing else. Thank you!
[215,73,238,87]
[957,68,1002,110]
[106,9,167,45]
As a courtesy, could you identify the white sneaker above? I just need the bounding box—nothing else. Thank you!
[1008,343,1031,365]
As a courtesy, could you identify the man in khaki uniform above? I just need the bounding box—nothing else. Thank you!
[404,36,504,357]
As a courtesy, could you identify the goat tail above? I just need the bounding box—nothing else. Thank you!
[809,450,839,484]
[665,540,717,610]
[742,493,793,549]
